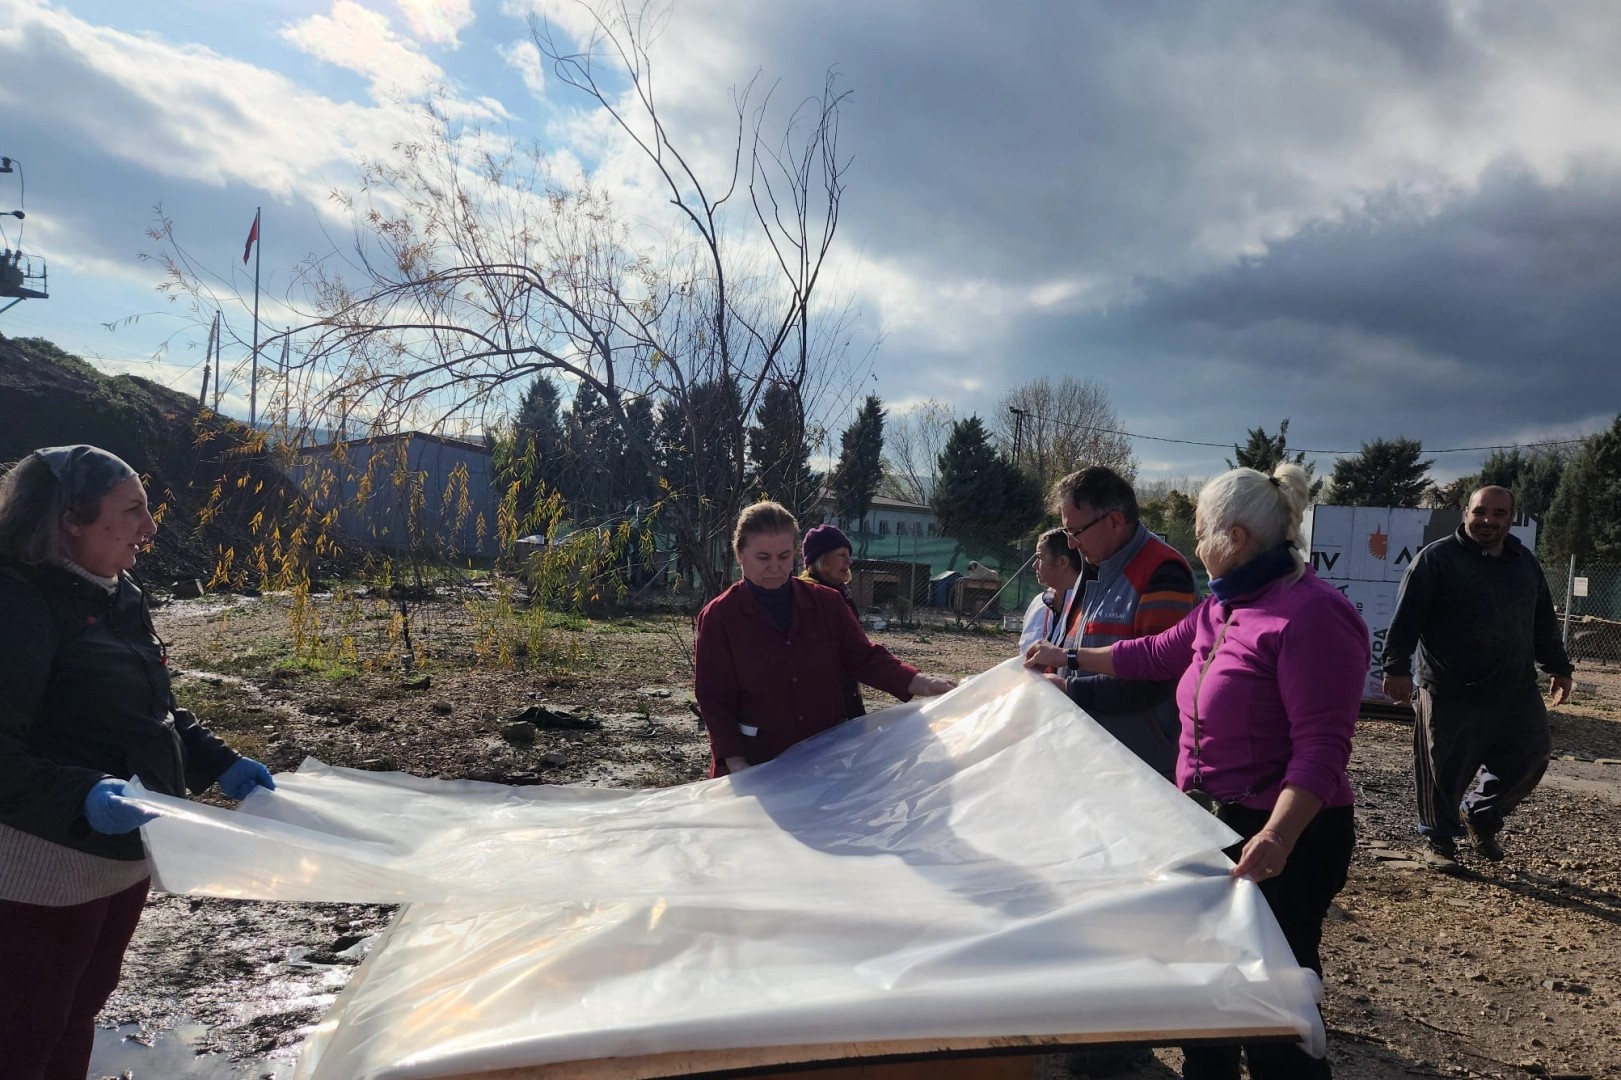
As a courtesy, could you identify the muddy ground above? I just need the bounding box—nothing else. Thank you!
[96,590,1621,1079]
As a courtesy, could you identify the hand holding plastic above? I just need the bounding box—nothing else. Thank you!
[218,758,276,800]
[83,778,159,834]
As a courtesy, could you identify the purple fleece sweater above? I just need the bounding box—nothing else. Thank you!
[1111,566,1366,810]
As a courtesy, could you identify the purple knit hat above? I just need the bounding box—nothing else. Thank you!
[801,523,852,568]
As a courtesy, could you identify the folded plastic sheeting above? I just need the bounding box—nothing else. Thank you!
[135,658,1326,1080]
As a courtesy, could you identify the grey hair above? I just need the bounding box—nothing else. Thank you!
[1197,463,1311,580]
[0,454,104,567]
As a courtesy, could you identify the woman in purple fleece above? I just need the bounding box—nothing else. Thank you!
[1033,463,1367,1080]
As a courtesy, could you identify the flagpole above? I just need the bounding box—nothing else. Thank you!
[212,310,223,412]
[279,328,291,433]
[249,206,262,429]
[199,311,215,406]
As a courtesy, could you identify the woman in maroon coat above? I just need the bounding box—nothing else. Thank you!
[695,502,955,778]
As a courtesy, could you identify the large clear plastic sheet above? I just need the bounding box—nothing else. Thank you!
[134,659,1326,1080]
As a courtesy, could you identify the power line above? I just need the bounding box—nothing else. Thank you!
[1011,407,1591,456]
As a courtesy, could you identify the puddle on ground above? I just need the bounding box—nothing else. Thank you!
[92,1021,293,1079]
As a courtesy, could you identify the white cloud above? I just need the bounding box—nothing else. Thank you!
[0,2,429,204]
[281,1,443,101]
[497,38,545,96]
[394,0,474,46]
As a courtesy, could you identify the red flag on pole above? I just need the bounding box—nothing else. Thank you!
[242,209,260,264]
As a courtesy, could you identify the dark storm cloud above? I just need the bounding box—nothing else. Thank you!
[1015,164,1621,473]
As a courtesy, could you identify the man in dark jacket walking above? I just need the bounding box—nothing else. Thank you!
[1382,486,1573,869]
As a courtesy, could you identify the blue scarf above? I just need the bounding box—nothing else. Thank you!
[1208,543,1297,604]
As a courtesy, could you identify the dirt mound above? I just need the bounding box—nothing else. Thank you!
[0,334,341,585]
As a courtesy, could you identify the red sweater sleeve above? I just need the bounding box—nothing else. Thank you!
[830,594,918,699]
[693,600,745,762]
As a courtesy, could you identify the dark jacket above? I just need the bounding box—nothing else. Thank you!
[805,571,866,719]
[695,577,917,777]
[1382,527,1573,700]
[0,566,239,861]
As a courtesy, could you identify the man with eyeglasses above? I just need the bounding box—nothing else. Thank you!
[1024,465,1196,780]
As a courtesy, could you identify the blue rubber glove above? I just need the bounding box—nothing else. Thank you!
[82,778,159,835]
[217,757,276,800]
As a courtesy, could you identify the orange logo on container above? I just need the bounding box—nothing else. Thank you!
[1368,526,1388,560]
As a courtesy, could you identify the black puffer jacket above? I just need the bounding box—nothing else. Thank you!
[0,566,238,861]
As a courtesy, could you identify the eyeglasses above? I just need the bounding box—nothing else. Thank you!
[1063,512,1115,540]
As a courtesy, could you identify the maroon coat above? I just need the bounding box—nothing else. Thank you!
[694,578,918,777]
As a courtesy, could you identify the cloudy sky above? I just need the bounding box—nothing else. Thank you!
[3,0,1619,482]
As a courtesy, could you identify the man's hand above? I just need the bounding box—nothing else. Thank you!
[1549,675,1573,707]
[1043,672,1067,691]
[724,756,751,775]
[1382,674,1414,703]
[1024,642,1064,670]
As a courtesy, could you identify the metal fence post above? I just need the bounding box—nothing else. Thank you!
[1563,553,1575,651]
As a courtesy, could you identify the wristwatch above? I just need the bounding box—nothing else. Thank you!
[1065,648,1079,672]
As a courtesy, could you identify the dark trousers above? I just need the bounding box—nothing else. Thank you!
[1181,803,1355,1080]
[1413,686,1550,838]
[0,878,150,1080]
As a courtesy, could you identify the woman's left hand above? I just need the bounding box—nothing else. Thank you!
[908,673,957,696]
[1232,828,1292,882]
[218,757,276,800]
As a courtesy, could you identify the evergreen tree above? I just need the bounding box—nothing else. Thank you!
[748,383,819,524]
[615,396,659,515]
[1227,418,1323,499]
[655,377,744,581]
[932,416,1044,547]
[1479,446,1567,517]
[1426,475,1478,510]
[562,383,613,517]
[559,387,660,521]
[1544,416,1621,563]
[494,374,567,530]
[1327,438,1434,507]
[829,394,885,530]
[1140,489,1198,563]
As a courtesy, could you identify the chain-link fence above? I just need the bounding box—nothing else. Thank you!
[1546,558,1621,709]
[831,510,1206,634]
[840,522,1042,630]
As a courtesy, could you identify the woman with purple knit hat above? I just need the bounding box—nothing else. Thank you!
[801,523,865,716]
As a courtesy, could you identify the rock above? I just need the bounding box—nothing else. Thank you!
[359,757,398,772]
[541,751,569,767]
[502,705,602,731]
[500,721,537,746]
[636,686,672,698]
[400,674,432,691]
[430,701,454,715]
[171,578,206,599]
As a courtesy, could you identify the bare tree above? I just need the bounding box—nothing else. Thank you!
[880,398,956,504]
[994,376,1137,494]
[150,0,862,600]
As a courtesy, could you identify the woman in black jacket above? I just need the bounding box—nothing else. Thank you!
[0,445,275,1080]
